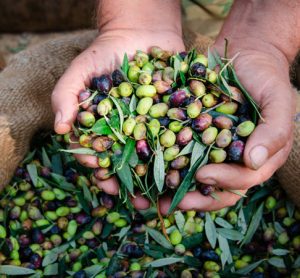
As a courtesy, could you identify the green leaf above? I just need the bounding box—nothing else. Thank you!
[129,94,137,113]
[0,266,36,275]
[286,200,295,218]
[183,255,202,267]
[145,227,173,250]
[145,257,183,268]
[176,140,195,157]
[27,164,38,186]
[118,138,136,170]
[241,202,264,246]
[116,162,134,194]
[272,249,290,256]
[173,56,182,80]
[227,189,247,198]
[181,233,203,249]
[237,207,247,235]
[21,150,36,164]
[218,234,232,268]
[106,253,120,276]
[208,47,217,70]
[121,53,129,76]
[236,259,266,275]
[293,256,300,268]
[168,145,210,214]
[154,140,165,192]
[189,142,206,170]
[268,257,285,268]
[215,217,233,229]
[110,96,124,133]
[42,148,52,168]
[180,71,186,85]
[44,263,58,276]
[104,116,126,144]
[205,212,217,248]
[50,173,76,191]
[128,150,138,168]
[42,244,69,267]
[59,148,96,155]
[83,265,104,277]
[91,118,113,135]
[217,228,244,241]
[174,211,186,233]
[51,153,63,175]
[82,183,93,203]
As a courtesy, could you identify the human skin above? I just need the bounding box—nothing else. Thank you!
[52,0,299,213]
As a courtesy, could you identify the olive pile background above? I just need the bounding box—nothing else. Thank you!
[0,136,299,277]
[66,47,257,209]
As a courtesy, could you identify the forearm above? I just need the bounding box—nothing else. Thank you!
[216,0,300,63]
[97,0,182,36]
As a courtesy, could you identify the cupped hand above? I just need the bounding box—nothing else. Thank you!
[52,29,185,204]
[160,37,296,214]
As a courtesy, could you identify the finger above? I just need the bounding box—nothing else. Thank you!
[96,176,119,195]
[177,190,244,211]
[158,196,172,216]
[131,192,150,210]
[242,80,295,170]
[196,141,292,190]
[70,142,99,168]
[52,53,95,134]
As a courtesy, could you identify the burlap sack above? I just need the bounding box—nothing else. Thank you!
[277,93,300,205]
[0,29,212,189]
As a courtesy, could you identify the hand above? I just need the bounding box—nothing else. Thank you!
[158,1,298,214]
[52,29,185,204]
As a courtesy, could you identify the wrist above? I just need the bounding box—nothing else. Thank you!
[215,0,300,63]
[97,0,182,37]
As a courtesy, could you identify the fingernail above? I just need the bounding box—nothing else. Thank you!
[250,145,268,170]
[197,175,216,185]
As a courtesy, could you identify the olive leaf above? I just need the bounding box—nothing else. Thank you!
[0,266,36,276]
[235,259,266,275]
[121,53,129,77]
[91,118,113,135]
[44,264,58,276]
[215,217,233,229]
[217,228,244,241]
[168,145,211,214]
[205,212,217,248]
[174,210,185,233]
[154,140,165,193]
[145,227,173,250]
[241,202,264,246]
[118,138,136,170]
[176,140,195,157]
[110,96,125,133]
[42,147,52,168]
[145,257,183,268]
[104,115,126,144]
[27,164,38,186]
[129,94,137,113]
[218,234,232,268]
[116,162,134,194]
[268,257,286,268]
[59,148,96,155]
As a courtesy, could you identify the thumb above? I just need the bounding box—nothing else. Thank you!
[243,80,296,170]
[51,53,95,134]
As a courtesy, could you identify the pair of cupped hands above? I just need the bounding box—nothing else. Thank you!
[52,28,295,215]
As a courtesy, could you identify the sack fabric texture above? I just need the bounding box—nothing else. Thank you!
[0,29,299,206]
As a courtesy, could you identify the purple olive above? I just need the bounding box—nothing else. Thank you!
[165,170,181,189]
[78,90,91,109]
[92,93,107,105]
[31,228,45,244]
[171,156,190,169]
[30,253,42,269]
[92,136,114,152]
[199,184,215,196]
[94,167,111,180]
[213,116,233,129]
[75,213,91,225]
[154,80,171,94]
[100,193,115,209]
[228,140,245,162]
[192,114,212,132]
[176,127,193,146]
[167,108,187,121]
[92,74,112,93]
[112,69,124,86]
[19,234,31,247]
[190,62,206,78]
[136,140,151,161]
[169,90,188,107]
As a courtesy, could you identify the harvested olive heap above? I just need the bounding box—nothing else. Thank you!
[65,47,261,212]
[0,136,300,277]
